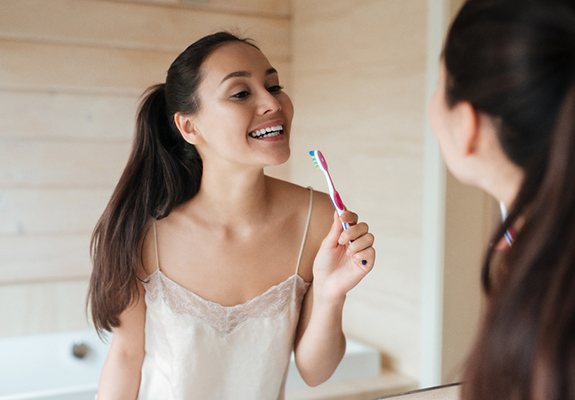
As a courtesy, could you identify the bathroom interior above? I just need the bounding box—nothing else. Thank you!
[0,0,495,399]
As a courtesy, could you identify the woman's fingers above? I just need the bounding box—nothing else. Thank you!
[338,222,369,244]
[346,232,375,254]
[339,211,358,226]
[353,247,376,270]
[335,212,375,270]
[334,211,376,270]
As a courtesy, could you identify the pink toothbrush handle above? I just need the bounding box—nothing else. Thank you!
[332,191,349,230]
[333,191,346,212]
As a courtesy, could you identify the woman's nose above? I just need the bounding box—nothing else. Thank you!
[258,91,282,115]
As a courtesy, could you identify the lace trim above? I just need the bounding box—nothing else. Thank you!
[143,271,310,335]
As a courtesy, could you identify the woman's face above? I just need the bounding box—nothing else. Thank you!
[189,41,294,168]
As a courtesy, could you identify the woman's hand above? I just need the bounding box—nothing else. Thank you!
[312,211,375,301]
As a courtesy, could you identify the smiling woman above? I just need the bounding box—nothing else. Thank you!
[88,32,376,399]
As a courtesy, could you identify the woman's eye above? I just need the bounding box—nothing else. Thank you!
[267,85,284,94]
[231,91,250,99]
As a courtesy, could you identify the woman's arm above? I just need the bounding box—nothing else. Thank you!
[96,282,146,400]
[293,285,346,386]
[294,208,375,386]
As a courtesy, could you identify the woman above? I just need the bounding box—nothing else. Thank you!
[430,0,575,399]
[88,32,375,399]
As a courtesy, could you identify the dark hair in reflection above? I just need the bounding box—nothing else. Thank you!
[88,32,259,333]
[444,0,575,399]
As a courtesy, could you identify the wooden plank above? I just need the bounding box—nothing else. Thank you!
[0,189,112,235]
[101,0,290,17]
[205,0,289,16]
[0,139,131,187]
[0,39,174,95]
[0,235,92,283]
[0,0,289,61]
[0,91,138,141]
[0,40,290,94]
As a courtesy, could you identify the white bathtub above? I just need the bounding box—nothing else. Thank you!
[0,330,380,399]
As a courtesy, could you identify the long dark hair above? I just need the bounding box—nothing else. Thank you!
[88,32,258,332]
[443,1,575,399]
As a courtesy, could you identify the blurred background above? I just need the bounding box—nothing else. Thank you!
[0,0,494,399]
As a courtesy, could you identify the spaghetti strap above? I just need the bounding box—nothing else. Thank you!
[295,187,314,276]
[152,219,160,271]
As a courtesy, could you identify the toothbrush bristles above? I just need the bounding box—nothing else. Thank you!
[309,150,320,168]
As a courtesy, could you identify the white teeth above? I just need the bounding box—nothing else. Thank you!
[249,124,283,139]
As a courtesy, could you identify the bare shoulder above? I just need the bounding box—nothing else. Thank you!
[267,176,334,278]
[301,188,333,280]
[308,189,333,244]
[266,176,332,225]
[267,176,312,205]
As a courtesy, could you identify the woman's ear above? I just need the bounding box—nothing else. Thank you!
[174,112,203,145]
[451,101,480,156]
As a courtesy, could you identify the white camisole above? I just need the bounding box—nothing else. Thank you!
[138,188,314,399]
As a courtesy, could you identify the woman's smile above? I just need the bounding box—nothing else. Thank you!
[248,120,286,141]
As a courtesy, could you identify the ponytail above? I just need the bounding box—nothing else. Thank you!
[88,84,202,333]
[464,83,575,400]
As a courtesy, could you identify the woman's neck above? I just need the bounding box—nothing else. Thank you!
[473,122,524,210]
[184,163,274,229]
[479,158,524,210]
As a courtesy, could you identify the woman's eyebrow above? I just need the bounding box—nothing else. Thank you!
[219,68,278,85]
[220,71,250,84]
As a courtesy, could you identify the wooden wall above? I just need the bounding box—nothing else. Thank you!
[0,0,290,335]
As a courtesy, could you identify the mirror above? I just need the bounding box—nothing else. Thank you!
[0,0,488,398]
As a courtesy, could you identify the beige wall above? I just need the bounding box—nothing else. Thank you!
[290,0,427,380]
[441,173,487,382]
[0,0,486,390]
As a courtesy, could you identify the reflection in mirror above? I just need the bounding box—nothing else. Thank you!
[0,0,486,399]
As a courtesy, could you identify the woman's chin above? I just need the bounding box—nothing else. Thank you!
[265,148,291,166]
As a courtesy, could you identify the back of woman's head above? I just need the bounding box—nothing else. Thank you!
[445,0,575,169]
[88,32,258,333]
[443,1,575,399]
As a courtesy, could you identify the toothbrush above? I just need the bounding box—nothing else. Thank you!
[310,150,369,267]
[309,150,350,231]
